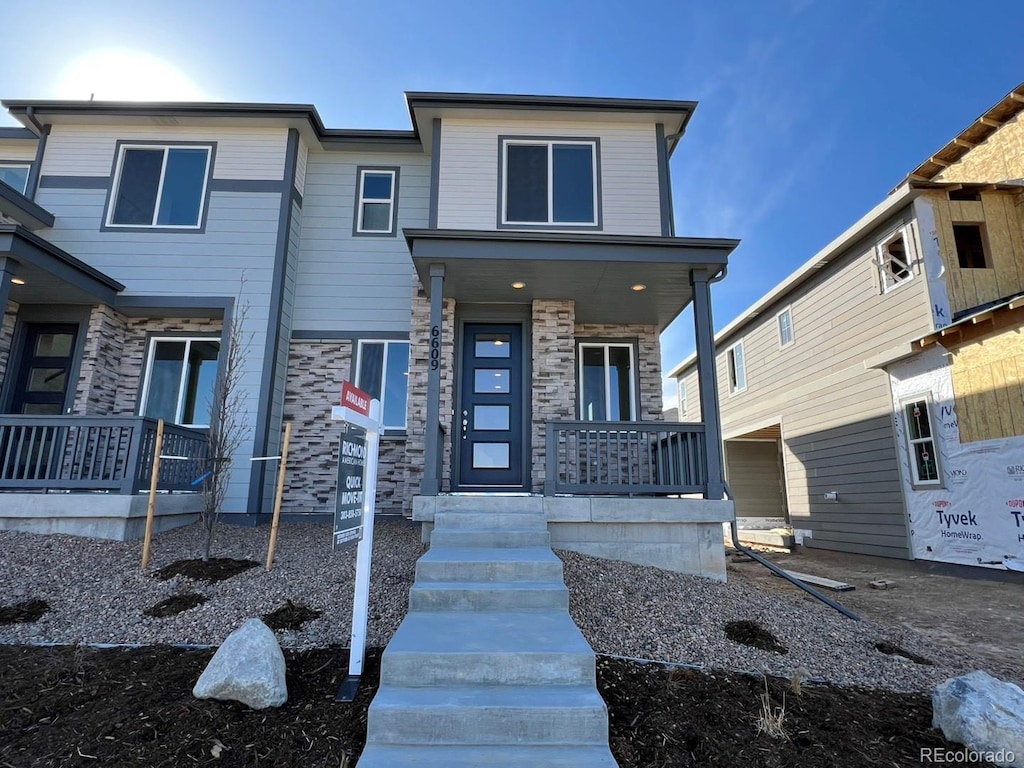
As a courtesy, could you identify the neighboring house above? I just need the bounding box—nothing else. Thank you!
[0,92,737,578]
[670,83,1024,570]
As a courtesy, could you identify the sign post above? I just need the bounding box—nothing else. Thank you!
[331,381,381,702]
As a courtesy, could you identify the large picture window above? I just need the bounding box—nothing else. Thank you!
[902,396,942,488]
[502,138,598,227]
[107,144,212,228]
[140,337,220,427]
[356,340,410,431]
[578,342,635,421]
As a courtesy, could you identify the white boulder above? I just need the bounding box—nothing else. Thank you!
[933,671,1024,768]
[193,619,288,709]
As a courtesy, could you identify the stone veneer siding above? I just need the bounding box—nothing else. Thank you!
[530,300,577,493]
[402,291,456,508]
[0,301,19,390]
[74,305,127,415]
[282,340,406,516]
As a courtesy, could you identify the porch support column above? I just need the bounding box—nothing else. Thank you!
[421,263,446,495]
[691,268,726,500]
[0,258,16,317]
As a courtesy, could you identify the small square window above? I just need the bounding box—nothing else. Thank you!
[953,224,989,269]
[0,164,30,195]
[727,342,746,394]
[777,308,794,348]
[502,139,598,227]
[355,168,398,235]
[108,145,212,228]
[877,228,913,293]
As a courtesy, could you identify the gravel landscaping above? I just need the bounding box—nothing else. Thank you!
[1,518,1020,695]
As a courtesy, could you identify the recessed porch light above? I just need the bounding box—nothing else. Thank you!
[511,281,526,289]
[10,278,25,285]
[631,283,646,291]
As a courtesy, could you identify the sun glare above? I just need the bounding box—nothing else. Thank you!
[54,49,205,101]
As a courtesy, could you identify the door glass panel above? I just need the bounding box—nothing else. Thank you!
[473,443,510,469]
[475,369,510,393]
[27,368,67,393]
[475,334,511,358]
[474,405,510,431]
[23,403,62,415]
[35,333,74,357]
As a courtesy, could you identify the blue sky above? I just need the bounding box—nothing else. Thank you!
[3,1,1023,407]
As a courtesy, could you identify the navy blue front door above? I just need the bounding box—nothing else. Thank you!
[457,324,524,489]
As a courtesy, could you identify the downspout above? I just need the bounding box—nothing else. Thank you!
[724,483,861,621]
[25,107,46,135]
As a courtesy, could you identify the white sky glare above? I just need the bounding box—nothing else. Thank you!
[53,50,206,101]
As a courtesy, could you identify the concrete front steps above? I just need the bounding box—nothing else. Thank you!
[357,508,618,767]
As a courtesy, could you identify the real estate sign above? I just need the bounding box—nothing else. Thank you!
[334,430,366,549]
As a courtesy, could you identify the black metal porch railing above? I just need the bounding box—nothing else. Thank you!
[544,421,707,496]
[0,416,208,495]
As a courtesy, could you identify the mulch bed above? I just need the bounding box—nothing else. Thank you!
[0,599,50,625]
[0,645,987,768]
[262,600,323,631]
[153,558,259,583]
[144,593,210,618]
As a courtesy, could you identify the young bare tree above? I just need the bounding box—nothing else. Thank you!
[200,289,252,561]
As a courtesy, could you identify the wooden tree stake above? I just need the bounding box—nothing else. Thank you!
[265,421,293,571]
[141,419,165,570]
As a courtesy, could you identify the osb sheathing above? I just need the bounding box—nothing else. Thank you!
[934,111,1024,184]
[923,189,1024,314]
[947,306,1024,443]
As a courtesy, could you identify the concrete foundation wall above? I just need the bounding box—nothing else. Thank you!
[0,493,201,540]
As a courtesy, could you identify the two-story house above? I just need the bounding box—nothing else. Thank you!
[671,83,1024,570]
[0,92,737,578]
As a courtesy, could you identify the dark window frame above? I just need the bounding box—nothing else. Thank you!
[352,166,400,237]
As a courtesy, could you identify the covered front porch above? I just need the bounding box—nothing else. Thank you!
[402,229,737,577]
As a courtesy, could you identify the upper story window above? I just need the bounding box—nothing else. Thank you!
[953,223,989,269]
[107,144,212,229]
[0,164,30,194]
[901,396,942,488]
[140,337,221,427]
[579,342,635,421]
[678,379,688,417]
[501,138,599,228]
[726,342,746,394]
[354,167,398,236]
[355,340,410,431]
[777,307,794,348]
[876,227,913,293]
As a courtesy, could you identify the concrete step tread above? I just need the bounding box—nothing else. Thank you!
[428,529,552,548]
[417,546,561,564]
[410,580,567,593]
[371,684,607,710]
[356,744,619,767]
[385,611,592,655]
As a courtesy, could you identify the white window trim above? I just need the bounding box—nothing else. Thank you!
[678,379,688,417]
[0,163,31,194]
[501,139,599,227]
[875,224,916,294]
[106,144,212,229]
[139,336,220,428]
[355,339,409,431]
[577,342,636,421]
[900,394,943,489]
[355,169,397,234]
[777,307,794,349]
[726,341,747,395]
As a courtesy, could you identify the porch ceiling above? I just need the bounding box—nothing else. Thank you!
[406,229,737,331]
[0,225,124,305]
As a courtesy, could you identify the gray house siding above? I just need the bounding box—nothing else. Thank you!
[680,207,935,558]
[725,441,785,520]
[293,151,430,334]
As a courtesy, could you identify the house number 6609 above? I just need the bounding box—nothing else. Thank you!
[430,325,440,370]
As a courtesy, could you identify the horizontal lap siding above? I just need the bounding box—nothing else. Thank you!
[680,208,934,558]
[40,125,288,180]
[293,151,430,333]
[437,118,661,236]
[0,140,38,162]
[725,441,785,519]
